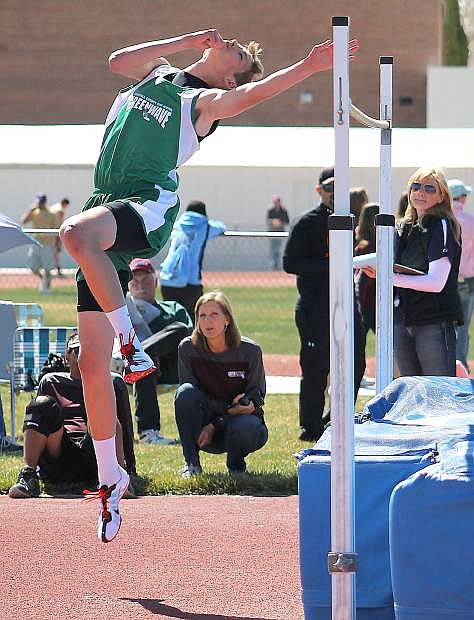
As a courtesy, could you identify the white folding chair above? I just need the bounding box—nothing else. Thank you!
[10,326,76,438]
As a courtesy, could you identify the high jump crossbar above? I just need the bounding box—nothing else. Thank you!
[329,16,393,620]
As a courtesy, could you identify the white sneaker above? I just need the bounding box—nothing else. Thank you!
[84,465,130,543]
[139,429,179,446]
[180,464,203,479]
[119,332,156,384]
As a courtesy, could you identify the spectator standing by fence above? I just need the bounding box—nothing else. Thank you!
[160,201,226,320]
[21,193,57,293]
[50,197,71,277]
[266,195,289,270]
[283,167,366,442]
[355,203,380,334]
[448,178,474,372]
[349,187,368,227]
[364,168,462,377]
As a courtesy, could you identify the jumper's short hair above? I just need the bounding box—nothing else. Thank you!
[234,41,264,86]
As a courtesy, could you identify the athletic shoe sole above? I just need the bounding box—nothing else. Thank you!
[100,469,130,543]
[123,365,157,385]
[8,486,32,499]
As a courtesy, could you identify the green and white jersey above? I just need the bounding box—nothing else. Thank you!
[79,65,206,276]
[95,64,203,198]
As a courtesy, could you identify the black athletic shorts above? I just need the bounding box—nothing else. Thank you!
[76,201,151,313]
[105,201,151,253]
[38,432,98,484]
[77,270,131,313]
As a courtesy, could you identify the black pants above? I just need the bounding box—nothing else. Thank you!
[112,374,137,475]
[134,322,190,433]
[295,305,366,440]
[161,284,203,324]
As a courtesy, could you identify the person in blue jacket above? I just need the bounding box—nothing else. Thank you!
[159,200,226,320]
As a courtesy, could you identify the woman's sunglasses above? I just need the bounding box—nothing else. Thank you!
[410,182,437,194]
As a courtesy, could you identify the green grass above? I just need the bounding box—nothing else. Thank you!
[2,285,301,354]
[0,385,373,496]
[4,281,468,496]
[1,286,78,326]
[2,285,379,356]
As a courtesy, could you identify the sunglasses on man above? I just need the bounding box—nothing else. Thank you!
[410,182,437,194]
[321,181,334,193]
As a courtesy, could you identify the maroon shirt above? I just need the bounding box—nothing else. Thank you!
[178,336,266,416]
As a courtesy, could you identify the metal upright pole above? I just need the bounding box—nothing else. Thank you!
[329,16,356,620]
[375,57,394,392]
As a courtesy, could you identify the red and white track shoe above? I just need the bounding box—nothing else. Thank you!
[119,331,156,384]
[84,465,130,543]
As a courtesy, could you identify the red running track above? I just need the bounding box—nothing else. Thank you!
[0,495,302,620]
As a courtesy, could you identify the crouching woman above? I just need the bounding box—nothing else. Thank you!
[175,291,268,477]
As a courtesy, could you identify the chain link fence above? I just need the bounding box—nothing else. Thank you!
[0,230,300,357]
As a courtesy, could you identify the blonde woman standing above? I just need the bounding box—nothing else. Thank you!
[365,168,462,376]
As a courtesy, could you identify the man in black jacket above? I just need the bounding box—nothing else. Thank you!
[283,167,366,441]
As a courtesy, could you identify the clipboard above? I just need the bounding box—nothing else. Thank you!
[393,263,426,276]
[353,253,425,275]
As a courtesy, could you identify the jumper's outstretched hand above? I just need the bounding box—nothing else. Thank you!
[306,38,359,73]
[191,29,226,51]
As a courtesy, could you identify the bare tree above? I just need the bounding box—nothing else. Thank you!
[459,0,474,63]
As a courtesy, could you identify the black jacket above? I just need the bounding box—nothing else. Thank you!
[283,204,331,311]
[396,216,463,326]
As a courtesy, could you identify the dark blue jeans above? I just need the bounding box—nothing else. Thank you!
[394,320,457,377]
[456,278,474,369]
[174,383,268,472]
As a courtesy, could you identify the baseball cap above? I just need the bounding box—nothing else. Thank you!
[319,167,335,186]
[448,179,472,199]
[129,257,155,273]
[36,193,47,202]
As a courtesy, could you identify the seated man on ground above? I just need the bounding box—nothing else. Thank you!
[175,291,268,477]
[126,257,193,445]
[9,334,137,498]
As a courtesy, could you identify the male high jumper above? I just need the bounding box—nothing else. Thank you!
[60,28,358,543]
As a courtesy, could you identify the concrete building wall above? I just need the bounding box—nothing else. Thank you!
[2,160,473,269]
[1,0,442,128]
[427,67,474,127]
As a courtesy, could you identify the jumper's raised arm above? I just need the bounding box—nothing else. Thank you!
[108,29,227,80]
[195,39,358,123]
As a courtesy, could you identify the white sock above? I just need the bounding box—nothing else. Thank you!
[106,305,143,352]
[92,436,120,486]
